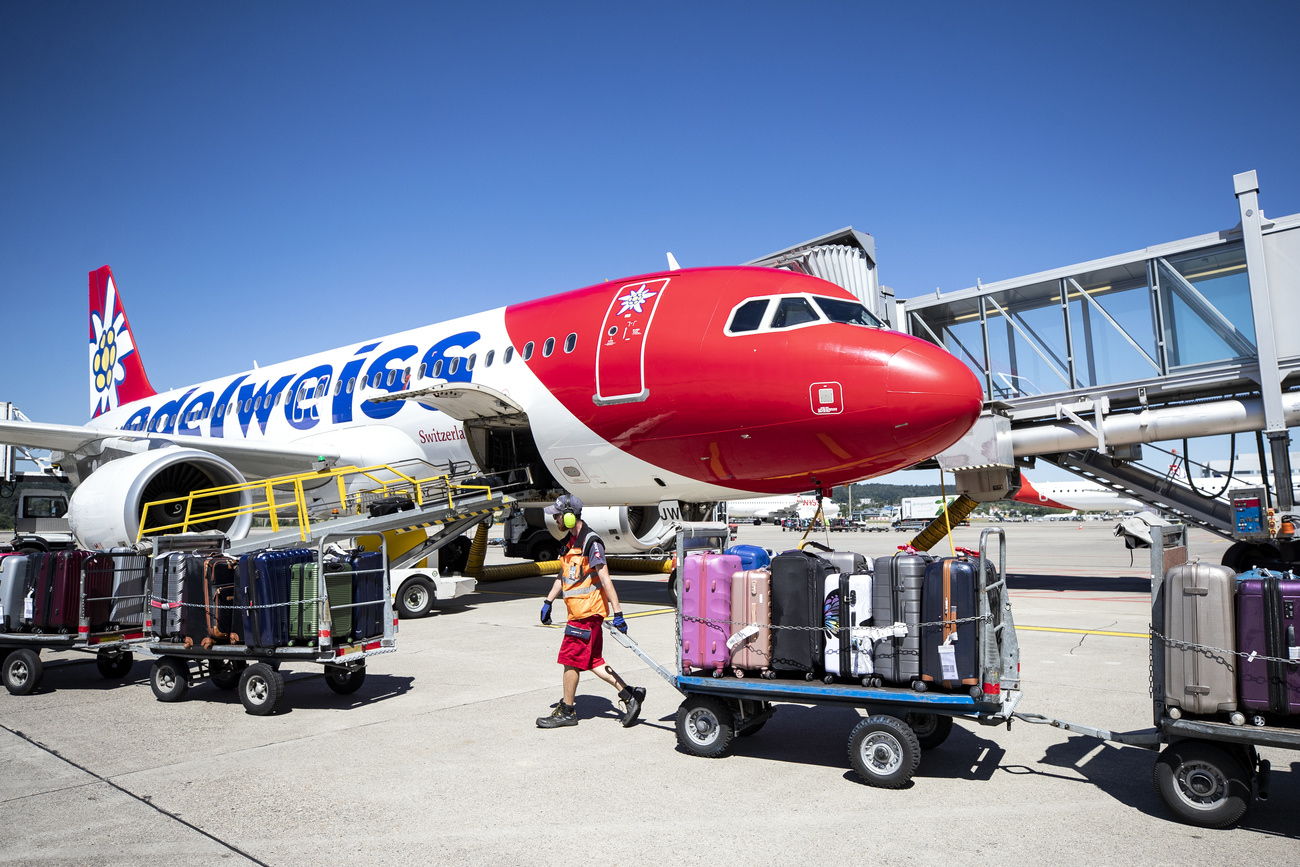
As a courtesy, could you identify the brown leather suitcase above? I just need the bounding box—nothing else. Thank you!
[202,555,240,648]
[728,569,772,677]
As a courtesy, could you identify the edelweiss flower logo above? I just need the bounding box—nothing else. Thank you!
[616,284,657,315]
[89,277,136,416]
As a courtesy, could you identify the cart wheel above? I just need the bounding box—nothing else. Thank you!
[848,715,921,789]
[1153,741,1250,828]
[3,648,43,696]
[906,712,954,750]
[210,660,246,691]
[324,664,366,695]
[238,662,284,715]
[675,696,735,758]
[95,651,134,680]
[150,656,190,702]
[397,577,434,619]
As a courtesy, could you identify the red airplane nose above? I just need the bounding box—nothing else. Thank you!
[886,342,984,460]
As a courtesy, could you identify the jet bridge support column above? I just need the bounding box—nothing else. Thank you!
[1235,170,1293,510]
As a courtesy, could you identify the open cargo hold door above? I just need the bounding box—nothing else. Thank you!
[375,383,558,493]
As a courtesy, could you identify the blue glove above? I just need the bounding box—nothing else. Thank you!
[612,612,628,634]
[540,600,553,625]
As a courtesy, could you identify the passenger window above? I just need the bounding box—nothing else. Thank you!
[523,341,534,360]
[812,296,882,327]
[347,377,355,394]
[467,353,476,371]
[404,367,411,382]
[564,333,576,353]
[728,299,769,333]
[275,392,283,406]
[334,379,343,396]
[771,297,820,329]
[432,360,443,377]
[485,350,495,367]
[449,357,460,375]
[504,346,514,364]
[417,363,427,379]
[373,372,383,388]
[386,370,396,387]
[543,337,555,357]
[216,404,225,418]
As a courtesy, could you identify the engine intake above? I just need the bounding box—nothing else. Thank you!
[68,448,252,550]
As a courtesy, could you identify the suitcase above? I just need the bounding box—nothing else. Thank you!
[681,552,740,674]
[369,496,414,517]
[1237,571,1300,717]
[0,553,33,632]
[871,552,930,685]
[804,541,870,577]
[175,552,212,649]
[82,553,120,631]
[202,555,240,646]
[728,568,772,676]
[149,552,185,639]
[1162,561,1237,715]
[238,551,284,648]
[770,549,832,675]
[824,572,874,677]
[289,562,355,645]
[34,550,92,634]
[350,550,384,640]
[724,545,771,572]
[921,557,979,689]
[98,548,149,628]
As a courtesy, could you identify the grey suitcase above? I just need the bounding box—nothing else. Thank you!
[871,552,929,685]
[0,554,33,632]
[1162,561,1237,715]
[804,541,870,576]
[149,552,185,639]
[108,548,149,627]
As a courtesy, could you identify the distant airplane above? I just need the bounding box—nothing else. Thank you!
[727,494,842,523]
[0,265,982,550]
[1013,478,1145,512]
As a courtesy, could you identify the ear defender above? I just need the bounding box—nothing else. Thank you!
[563,510,577,529]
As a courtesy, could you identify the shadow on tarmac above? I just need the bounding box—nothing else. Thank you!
[1003,736,1300,836]
[1006,572,1151,594]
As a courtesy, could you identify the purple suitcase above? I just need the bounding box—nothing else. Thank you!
[34,550,92,634]
[1238,573,1300,717]
[681,553,740,675]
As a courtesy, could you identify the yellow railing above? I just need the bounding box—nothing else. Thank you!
[136,460,495,542]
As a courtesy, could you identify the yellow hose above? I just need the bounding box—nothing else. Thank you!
[909,494,980,552]
[465,520,490,576]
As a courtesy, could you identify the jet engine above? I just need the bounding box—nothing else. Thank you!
[564,503,680,555]
[68,448,253,550]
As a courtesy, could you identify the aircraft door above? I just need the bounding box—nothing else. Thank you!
[594,278,669,405]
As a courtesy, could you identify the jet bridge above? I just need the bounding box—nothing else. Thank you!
[900,170,1300,538]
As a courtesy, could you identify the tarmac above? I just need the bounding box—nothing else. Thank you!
[2,521,1298,865]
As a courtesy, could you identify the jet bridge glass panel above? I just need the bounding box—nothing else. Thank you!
[907,298,986,395]
[982,280,1070,399]
[1156,242,1255,368]
[1066,260,1160,389]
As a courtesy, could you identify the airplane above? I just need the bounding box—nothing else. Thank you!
[1013,478,1145,513]
[726,494,842,523]
[0,264,983,553]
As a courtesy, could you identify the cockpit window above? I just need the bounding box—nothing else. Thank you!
[771,297,820,329]
[813,296,883,327]
[728,299,769,333]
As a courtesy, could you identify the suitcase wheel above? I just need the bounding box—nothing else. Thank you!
[734,669,745,679]
[804,672,815,682]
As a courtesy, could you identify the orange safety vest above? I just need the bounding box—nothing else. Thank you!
[560,528,608,621]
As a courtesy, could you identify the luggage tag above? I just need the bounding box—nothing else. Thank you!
[564,623,592,641]
[726,623,760,653]
[23,591,34,621]
[938,633,959,682]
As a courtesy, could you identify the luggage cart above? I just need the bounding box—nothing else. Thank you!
[1014,523,1300,828]
[1,550,152,695]
[607,522,1023,788]
[137,532,397,716]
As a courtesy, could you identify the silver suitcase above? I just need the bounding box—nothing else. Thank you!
[0,554,33,632]
[1163,562,1238,714]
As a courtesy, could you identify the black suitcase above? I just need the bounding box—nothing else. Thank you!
[350,551,385,640]
[369,496,414,517]
[921,557,979,690]
[770,549,832,675]
[179,553,211,648]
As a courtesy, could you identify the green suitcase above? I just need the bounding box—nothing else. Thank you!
[289,563,353,644]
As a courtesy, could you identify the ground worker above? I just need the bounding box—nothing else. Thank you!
[536,494,645,728]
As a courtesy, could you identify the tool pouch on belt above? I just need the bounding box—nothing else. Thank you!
[564,623,592,641]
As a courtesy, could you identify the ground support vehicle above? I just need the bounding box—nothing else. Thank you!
[607,523,1022,788]
[137,533,397,716]
[1014,524,1300,828]
[1,550,150,695]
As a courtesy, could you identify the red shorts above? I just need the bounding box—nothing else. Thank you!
[557,615,605,671]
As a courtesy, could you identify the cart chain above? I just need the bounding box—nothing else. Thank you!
[683,613,990,635]
[1151,628,1298,667]
[149,596,325,610]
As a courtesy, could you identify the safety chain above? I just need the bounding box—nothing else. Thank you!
[150,596,330,610]
[1151,628,1298,667]
[683,613,991,635]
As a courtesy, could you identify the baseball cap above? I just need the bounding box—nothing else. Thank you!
[543,494,584,517]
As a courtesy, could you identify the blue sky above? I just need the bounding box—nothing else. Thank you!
[3,2,1298,485]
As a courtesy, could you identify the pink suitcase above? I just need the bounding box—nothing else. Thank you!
[728,569,772,677]
[681,553,740,675]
